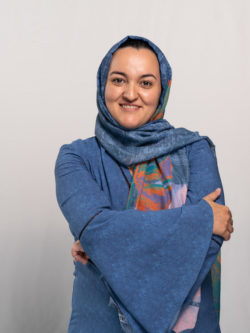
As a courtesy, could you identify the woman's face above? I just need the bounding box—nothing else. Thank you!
[104,47,162,129]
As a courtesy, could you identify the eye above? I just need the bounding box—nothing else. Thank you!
[111,77,125,85]
[140,80,153,88]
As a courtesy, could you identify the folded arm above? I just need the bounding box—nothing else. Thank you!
[175,139,225,320]
[55,139,221,332]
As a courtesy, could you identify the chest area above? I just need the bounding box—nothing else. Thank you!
[88,146,190,211]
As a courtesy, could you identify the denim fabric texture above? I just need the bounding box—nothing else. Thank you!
[55,138,223,332]
[55,35,223,332]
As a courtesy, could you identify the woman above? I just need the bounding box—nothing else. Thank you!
[55,35,233,333]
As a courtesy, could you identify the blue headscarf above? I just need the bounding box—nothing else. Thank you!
[94,35,212,166]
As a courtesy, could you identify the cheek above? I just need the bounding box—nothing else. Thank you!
[141,89,161,106]
[105,84,120,104]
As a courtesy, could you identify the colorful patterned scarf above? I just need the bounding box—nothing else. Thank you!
[126,134,221,331]
[94,35,221,330]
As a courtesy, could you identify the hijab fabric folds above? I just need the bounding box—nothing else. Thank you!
[95,35,221,331]
[95,35,206,167]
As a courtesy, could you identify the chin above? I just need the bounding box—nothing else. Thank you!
[113,113,149,129]
[119,120,142,130]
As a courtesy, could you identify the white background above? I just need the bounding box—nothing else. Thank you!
[0,1,249,332]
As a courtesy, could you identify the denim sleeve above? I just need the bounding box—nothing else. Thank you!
[182,138,225,307]
[54,142,215,333]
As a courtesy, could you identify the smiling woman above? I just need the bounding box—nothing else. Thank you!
[105,46,162,129]
[55,35,233,333]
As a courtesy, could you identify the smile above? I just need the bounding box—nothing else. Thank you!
[120,104,141,110]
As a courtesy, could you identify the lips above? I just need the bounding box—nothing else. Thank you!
[119,103,142,110]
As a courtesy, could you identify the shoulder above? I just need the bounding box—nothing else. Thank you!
[186,137,216,160]
[56,136,101,161]
[55,136,103,176]
[185,137,221,179]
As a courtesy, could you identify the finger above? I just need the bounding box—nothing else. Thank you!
[71,245,80,253]
[72,246,83,254]
[73,239,84,247]
[73,240,80,249]
[223,231,231,241]
[72,248,85,258]
[78,251,88,259]
[227,223,234,233]
[203,188,221,202]
[77,243,84,251]
[73,243,84,251]
[229,213,233,222]
[75,255,88,265]
[76,250,89,260]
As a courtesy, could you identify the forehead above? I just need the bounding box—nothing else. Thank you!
[108,47,160,75]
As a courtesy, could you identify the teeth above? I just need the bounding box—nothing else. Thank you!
[122,105,139,109]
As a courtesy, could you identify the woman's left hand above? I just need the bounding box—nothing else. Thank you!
[71,240,89,265]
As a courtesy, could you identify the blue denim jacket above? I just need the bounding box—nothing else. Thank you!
[55,137,223,333]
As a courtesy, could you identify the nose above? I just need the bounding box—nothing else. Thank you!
[122,83,138,101]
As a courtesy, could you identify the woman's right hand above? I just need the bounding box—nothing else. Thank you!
[71,240,89,265]
[203,188,234,241]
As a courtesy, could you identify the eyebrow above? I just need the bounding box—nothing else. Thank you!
[109,71,158,80]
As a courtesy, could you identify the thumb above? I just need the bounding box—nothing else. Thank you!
[203,188,221,202]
